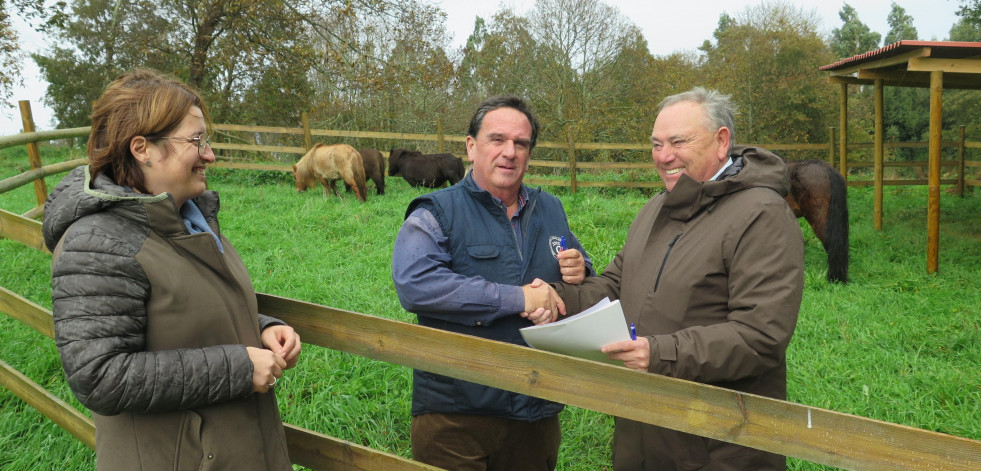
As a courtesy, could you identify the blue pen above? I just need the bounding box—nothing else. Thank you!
[559,235,566,251]
[630,323,637,340]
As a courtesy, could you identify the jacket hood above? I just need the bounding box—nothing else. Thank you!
[663,145,789,222]
[42,166,172,251]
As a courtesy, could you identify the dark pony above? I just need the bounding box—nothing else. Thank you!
[357,147,386,195]
[388,148,465,188]
[785,159,849,283]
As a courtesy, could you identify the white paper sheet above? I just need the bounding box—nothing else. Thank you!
[519,297,631,364]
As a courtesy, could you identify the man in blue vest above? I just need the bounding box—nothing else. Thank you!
[392,94,594,470]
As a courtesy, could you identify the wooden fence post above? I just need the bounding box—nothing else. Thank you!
[828,126,836,166]
[956,125,966,197]
[18,101,48,210]
[839,82,848,181]
[302,112,312,150]
[437,118,445,154]
[566,127,578,193]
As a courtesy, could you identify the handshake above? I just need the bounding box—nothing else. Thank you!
[520,247,586,325]
[520,278,564,325]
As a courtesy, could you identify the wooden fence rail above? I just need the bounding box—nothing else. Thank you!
[3,122,978,195]
[1,164,980,470]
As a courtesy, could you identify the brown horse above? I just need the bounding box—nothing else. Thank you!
[357,147,386,195]
[785,159,849,283]
[388,148,465,188]
[292,143,368,202]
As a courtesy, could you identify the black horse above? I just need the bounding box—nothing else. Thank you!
[785,159,849,283]
[388,148,465,188]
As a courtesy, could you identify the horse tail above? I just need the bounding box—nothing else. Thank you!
[823,164,849,283]
[351,150,368,202]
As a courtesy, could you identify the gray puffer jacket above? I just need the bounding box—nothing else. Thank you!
[43,166,291,470]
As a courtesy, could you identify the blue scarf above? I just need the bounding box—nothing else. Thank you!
[180,200,224,253]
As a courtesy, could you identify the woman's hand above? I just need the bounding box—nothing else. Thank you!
[261,325,302,369]
[247,346,287,393]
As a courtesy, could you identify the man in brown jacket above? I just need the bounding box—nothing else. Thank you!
[549,87,805,470]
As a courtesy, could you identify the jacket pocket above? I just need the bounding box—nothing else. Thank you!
[174,410,204,471]
[465,244,500,259]
[653,233,683,292]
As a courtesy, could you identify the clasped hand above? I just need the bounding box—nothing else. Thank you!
[249,325,302,393]
[557,248,586,284]
[520,278,565,325]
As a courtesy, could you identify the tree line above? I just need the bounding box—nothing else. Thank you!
[3,0,981,163]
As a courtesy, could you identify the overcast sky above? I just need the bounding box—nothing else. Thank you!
[1,0,964,136]
[438,0,963,54]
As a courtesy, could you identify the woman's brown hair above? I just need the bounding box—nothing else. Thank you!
[87,68,211,192]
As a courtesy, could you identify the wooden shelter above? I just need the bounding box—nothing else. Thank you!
[820,40,981,274]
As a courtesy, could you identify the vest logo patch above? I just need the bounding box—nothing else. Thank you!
[549,235,564,259]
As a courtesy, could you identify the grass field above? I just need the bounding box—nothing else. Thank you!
[0,144,978,470]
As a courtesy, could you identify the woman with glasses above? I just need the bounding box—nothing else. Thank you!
[42,68,300,470]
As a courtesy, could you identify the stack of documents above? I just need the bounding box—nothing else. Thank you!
[519,297,631,364]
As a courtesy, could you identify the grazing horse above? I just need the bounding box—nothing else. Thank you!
[388,148,465,188]
[356,147,386,195]
[785,159,849,283]
[292,143,368,202]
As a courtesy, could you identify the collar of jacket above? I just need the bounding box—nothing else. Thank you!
[43,165,222,250]
[661,146,788,222]
[459,170,541,213]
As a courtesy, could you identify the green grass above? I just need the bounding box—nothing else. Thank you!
[0,145,978,470]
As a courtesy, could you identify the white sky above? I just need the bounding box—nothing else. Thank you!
[1,0,963,136]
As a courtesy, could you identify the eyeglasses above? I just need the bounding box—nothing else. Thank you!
[158,134,212,156]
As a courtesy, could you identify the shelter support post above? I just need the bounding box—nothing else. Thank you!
[828,126,836,166]
[874,80,884,230]
[957,125,966,197]
[927,71,942,274]
[839,83,848,180]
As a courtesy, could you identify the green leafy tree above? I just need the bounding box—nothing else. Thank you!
[0,1,21,109]
[830,3,881,58]
[955,0,981,23]
[699,1,836,148]
[584,31,697,153]
[1,0,50,111]
[882,3,928,168]
[944,1,981,142]
[302,0,454,145]
[33,0,342,128]
[827,2,881,162]
[456,11,543,104]
[885,2,918,43]
[528,0,646,149]
[949,16,981,40]
[951,1,981,40]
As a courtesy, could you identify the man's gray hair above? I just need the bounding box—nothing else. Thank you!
[657,87,737,150]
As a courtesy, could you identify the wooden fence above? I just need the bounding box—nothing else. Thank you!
[2,113,979,194]
[1,132,980,469]
[201,118,980,194]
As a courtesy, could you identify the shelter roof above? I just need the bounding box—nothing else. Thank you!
[819,40,981,90]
